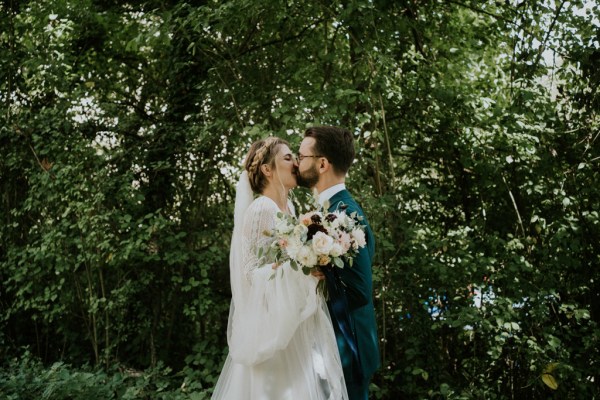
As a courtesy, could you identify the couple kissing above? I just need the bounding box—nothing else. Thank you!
[212,126,379,400]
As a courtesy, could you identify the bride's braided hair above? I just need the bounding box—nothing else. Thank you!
[244,136,289,194]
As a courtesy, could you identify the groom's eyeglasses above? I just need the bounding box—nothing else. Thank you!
[297,153,323,162]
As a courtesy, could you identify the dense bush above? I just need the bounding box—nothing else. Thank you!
[0,351,210,399]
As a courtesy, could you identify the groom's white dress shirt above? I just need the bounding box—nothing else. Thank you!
[317,183,346,207]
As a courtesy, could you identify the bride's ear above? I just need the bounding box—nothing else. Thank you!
[260,164,272,177]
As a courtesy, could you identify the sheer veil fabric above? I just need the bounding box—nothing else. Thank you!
[212,171,348,400]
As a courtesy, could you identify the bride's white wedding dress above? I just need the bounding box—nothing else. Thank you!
[211,173,347,400]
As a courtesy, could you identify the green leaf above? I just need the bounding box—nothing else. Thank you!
[543,363,559,374]
[333,257,344,268]
[541,373,558,390]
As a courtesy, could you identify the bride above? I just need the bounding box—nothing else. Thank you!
[211,137,348,400]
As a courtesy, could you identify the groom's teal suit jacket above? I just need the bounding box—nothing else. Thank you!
[327,189,380,383]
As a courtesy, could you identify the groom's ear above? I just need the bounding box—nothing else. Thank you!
[319,158,330,173]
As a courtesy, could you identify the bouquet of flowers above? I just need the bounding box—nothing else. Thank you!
[261,199,367,295]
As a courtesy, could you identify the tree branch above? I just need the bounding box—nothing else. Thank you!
[404,3,427,60]
[237,18,327,58]
[502,175,526,237]
[533,0,566,68]
[444,0,516,25]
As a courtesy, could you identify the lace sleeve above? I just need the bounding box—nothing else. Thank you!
[241,197,278,282]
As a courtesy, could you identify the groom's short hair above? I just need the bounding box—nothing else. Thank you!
[304,126,355,176]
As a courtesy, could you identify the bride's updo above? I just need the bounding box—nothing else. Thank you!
[244,136,289,194]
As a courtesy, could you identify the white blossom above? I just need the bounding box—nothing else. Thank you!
[312,231,334,255]
[351,228,366,249]
[297,245,318,267]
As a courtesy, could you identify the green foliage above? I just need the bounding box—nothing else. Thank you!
[0,351,210,399]
[1,0,599,398]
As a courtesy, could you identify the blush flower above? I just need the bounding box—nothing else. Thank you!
[300,211,318,226]
[337,231,352,252]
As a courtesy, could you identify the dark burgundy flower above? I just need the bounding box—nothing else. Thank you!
[325,213,337,223]
[311,214,322,224]
[307,223,328,241]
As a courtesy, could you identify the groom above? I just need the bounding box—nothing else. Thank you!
[296,126,380,400]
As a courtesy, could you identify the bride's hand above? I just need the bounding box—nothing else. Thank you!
[310,269,326,281]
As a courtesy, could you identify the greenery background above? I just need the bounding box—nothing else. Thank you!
[1,0,598,398]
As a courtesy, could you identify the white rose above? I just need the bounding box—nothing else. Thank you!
[351,228,366,249]
[312,231,334,255]
[330,242,344,257]
[297,245,318,267]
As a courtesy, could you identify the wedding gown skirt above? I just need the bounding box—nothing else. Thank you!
[212,291,346,400]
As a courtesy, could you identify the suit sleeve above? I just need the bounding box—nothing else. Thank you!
[337,204,374,310]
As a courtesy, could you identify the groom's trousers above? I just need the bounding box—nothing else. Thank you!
[347,377,370,400]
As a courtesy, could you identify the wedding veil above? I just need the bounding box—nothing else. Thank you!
[226,170,253,348]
